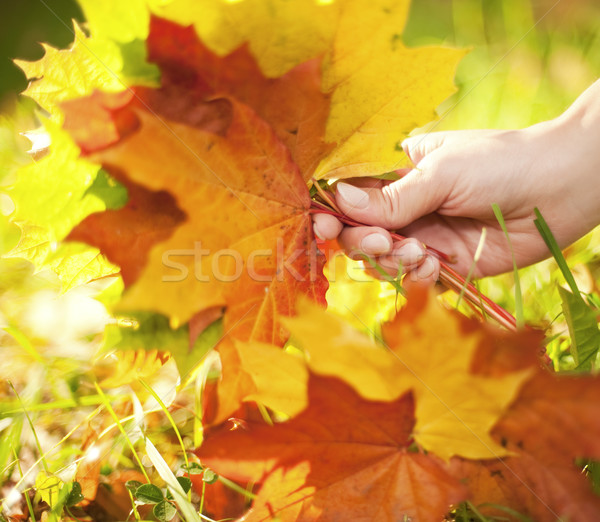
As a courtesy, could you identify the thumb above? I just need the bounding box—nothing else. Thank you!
[402,132,452,165]
[335,168,447,230]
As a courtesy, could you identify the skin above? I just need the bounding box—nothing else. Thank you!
[313,79,600,283]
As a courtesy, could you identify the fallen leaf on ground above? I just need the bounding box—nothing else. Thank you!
[284,289,532,460]
[197,374,467,521]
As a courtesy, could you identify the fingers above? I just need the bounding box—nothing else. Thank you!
[338,226,393,259]
[313,213,343,241]
[338,230,440,285]
[402,132,452,165]
[335,171,445,230]
[378,238,428,273]
[402,129,498,164]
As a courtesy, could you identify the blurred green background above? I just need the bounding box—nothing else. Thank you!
[405,0,600,129]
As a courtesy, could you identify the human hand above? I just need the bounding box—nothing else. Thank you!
[313,81,600,281]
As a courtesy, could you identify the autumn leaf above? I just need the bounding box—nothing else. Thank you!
[14,24,124,118]
[323,251,399,331]
[62,87,327,341]
[69,176,186,287]
[147,1,463,180]
[148,0,338,78]
[8,123,105,242]
[217,338,309,422]
[448,371,600,522]
[315,0,465,179]
[145,16,333,179]
[5,123,121,289]
[101,312,221,383]
[197,374,467,521]
[284,290,532,460]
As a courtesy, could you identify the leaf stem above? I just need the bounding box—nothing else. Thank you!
[311,201,517,331]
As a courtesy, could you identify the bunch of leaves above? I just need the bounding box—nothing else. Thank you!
[3,0,600,521]
[11,0,464,417]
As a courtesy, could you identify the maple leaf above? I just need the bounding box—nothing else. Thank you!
[145,16,333,179]
[284,290,532,460]
[8,123,105,242]
[148,0,338,78]
[68,175,186,287]
[62,87,327,342]
[147,1,463,180]
[14,24,124,118]
[219,339,309,421]
[314,0,465,179]
[197,374,467,521]
[448,371,600,521]
[101,312,221,384]
[5,123,120,289]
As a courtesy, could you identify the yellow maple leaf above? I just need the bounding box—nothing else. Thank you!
[283,292,532,460]
[14,24,124,118]
[150,0,463,179]
[233,339,309,417]
[148,0,338,78]
[314,0,466,179]
[324,252,398,331]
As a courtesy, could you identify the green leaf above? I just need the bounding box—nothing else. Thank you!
[117,39,161,87]
[202,469,218,484]
[134,483,164,504]
[153,499,177,522]
[65,481,85,507]
[0,417,23,482]
[185,463,203,475]
[493,203,523,329]
[558,286,600,371]
[35,472,62,508]
[534,207,580,295]
[166,477,192,499]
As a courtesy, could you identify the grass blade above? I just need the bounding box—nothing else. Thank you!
[533,207,579,294]
[492,204,523,328]
[144,438,202,522]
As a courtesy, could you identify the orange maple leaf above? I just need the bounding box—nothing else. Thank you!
[146,16,333,179]
[450,371,600,521]
[62,87,327,344]
[61,17,329,346]
[196,374,467,521]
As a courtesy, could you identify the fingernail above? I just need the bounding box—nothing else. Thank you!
[313,223,325,241]
[361,233,391,255]
[337,182,369,210]
[417,257,437,279]
[393,242,425,265]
